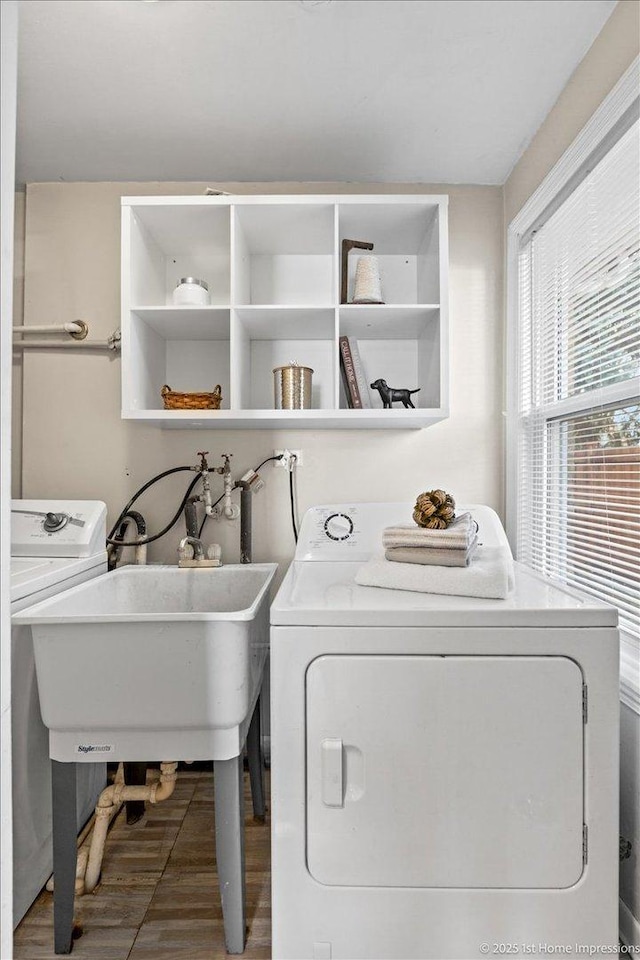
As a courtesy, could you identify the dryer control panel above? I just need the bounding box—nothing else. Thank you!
[11,500,107,558]
[294,502,500,562]
[295,503,413,562]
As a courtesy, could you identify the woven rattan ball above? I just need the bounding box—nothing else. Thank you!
[413,489,456,530]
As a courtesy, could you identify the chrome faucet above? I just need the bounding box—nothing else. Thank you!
[178,534,205,562]
[177,533,221,567]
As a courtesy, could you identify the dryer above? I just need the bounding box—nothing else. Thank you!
[11,500,108,925]
[270,503,619,960]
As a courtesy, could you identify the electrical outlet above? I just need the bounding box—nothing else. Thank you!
[274,449,303,468]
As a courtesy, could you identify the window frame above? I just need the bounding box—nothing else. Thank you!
[506,56,640,715]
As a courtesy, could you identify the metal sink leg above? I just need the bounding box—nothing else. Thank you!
[213,754,247,953]
[51,761,77,954]
[246,700,265,821]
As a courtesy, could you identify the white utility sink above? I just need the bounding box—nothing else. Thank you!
[14,564,278,762]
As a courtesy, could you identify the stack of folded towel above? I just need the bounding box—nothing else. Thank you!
[355,508,515,599]
[383,511,478,567]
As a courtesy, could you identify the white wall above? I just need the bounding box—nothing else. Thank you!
[504,0,639,222]
[1,3,18,956]
[18,181,503,580]
[12,190,24,498]
[504,0,640,939]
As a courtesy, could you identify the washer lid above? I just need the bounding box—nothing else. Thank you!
[270,560,617,628]
[10,554,106,604]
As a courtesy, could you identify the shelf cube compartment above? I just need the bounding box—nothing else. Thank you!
[126,203,230,306]
[339,306,441,410]
[233,307,336,410]
[124,309,231,412]
[338,202,441,305]
[233,204,335,305]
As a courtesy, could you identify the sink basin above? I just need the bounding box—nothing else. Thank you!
[14,563,277,762]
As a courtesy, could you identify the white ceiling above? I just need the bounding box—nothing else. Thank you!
[16,0,616,185]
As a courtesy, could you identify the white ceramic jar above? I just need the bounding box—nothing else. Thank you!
[172,277,210,306]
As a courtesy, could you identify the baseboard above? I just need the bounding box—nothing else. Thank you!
[620,897,640,948]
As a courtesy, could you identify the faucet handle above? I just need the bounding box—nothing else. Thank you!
[197,451,209,470]
[207,543,222,563]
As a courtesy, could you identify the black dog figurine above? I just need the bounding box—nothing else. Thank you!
[370,378,421,408]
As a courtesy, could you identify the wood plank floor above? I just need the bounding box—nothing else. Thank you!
[14,770,271,960]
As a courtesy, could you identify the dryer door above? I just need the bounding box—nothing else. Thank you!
[306,655,584,888]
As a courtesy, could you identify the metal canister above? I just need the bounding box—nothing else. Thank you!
[273,363,313,410]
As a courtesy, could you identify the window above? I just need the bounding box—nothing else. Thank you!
[512,119,640,657]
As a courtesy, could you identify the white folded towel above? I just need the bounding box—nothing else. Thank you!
[382,512,477,551]
[355,545,515,600]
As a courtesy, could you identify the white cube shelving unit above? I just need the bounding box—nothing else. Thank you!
[121,195,448,428]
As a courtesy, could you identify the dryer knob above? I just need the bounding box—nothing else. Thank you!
[324,513,354,541]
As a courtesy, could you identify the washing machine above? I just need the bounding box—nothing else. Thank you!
[11,500,108,926]
[270,503,619,960]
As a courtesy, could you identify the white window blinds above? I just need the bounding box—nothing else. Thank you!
[516,120,640,639]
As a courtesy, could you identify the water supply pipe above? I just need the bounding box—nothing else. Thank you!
[12,324,121,351]
[12,338,120,350]
[235,480,252,563]
[13,321,86,336]
[216,454,240,520]
[199,454,215,515]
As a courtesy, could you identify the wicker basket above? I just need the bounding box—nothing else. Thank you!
[161,384,222,411]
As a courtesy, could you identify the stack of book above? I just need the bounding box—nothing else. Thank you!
[339,336,372,409]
